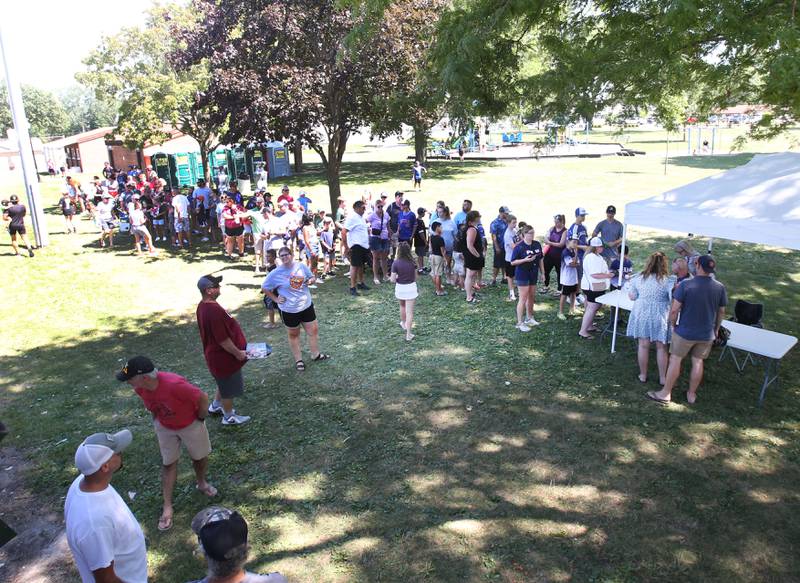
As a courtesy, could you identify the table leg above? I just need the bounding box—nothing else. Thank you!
[758,358,780,406]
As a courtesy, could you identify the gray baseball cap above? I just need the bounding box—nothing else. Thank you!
[74,429,133,476]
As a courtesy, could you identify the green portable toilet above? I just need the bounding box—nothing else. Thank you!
[190,152,205,183]
[152,152,176,190]
[229,146,247,179]
[173,153,195,187]
[210,147,230,183]
[246,145,266,179]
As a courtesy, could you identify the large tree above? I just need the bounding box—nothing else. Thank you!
[78,4,226,180]
[57,85,118,135]
[176,0,411,212]
[430,0,800,138]
[0,85,68,139]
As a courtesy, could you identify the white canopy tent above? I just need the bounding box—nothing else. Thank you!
[611,152,800,352]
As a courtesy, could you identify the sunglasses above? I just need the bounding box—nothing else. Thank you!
[279,253,291,258]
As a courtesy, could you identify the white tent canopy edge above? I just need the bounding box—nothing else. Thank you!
[610,151,800,353]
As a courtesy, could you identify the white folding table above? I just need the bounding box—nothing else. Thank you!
[719,321,798,405]
[596,290,635,342]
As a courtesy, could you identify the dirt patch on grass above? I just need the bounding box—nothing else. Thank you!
[0,447,77,583]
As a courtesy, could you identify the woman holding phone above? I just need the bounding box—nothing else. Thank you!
[510,225,545,331]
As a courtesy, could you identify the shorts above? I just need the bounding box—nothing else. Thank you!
[413,178,421,186]
[464,253,484,272]
[493,250,505,269]
[174,217,190,232]
[263,294,277,310]
[670,332,713,359]
[369,237,389,252]
[131,225,150,238]
[453,252,465,276]
[350,244,368,267]
[244,224,252,234]
[395,282,418,300]
[9,225,26,236]
[504,261,515,279]
[99,219,114,232]
[515,278,534,287]
[152,219,165,226]
[561,284,578,296]
[62,210,74,217]
[430,254,445,277]
[154,419,212,465]
[415,244,428,257]
[254,236,266,253]
[280,304,317,328]
[214,368,244,399]
[581,288,606,304]
[225,225,244,237]
[305,243,321,259]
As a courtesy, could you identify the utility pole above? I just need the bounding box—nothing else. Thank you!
[0,22,49,247]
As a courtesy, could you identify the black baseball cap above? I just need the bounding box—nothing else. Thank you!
[606,205,617,214]
[192,507,248,561]
[116,356,155,381]
[697,254,716,274]
[9,195,18,203]
[197,274,223,291]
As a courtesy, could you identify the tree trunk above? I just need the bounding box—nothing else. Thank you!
[293,140,303,173]
[413,124,428,163]
[326,160,342,213]
[199,141,211,184]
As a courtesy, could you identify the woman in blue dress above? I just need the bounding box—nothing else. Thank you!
[626,252,677,384]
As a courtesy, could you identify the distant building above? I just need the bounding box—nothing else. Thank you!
[0,130,47,175]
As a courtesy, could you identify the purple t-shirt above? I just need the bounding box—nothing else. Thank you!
[366,211,390,239]
[391,258,417,285]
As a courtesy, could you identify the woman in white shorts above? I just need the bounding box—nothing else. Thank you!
[129,199,156,255]
[391,242,419,341]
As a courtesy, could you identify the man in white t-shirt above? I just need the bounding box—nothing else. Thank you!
[172,188,191,248]
[64,429,148,583]
[95,193,117,248]
[342,200,370,296]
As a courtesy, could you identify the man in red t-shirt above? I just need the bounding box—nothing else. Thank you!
[277,184,293,204]
[117,355,216,532]
[196,274,251,426]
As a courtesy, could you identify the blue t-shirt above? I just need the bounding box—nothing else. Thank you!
[567,222,588,258]
[511,241,543,282]
[490,217,507,249]
[454,211,468,227]
[298,195,312,212]
[397,210,416,240]
[439,219,457,251]
[673,275,728,341]
[609,257,633,287]
[262,262,314,314]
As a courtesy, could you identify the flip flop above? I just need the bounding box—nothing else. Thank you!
[295,360,306,371]
[645,391,670,405]
[196,483,218,497]
[637,375,647,384]
[312,353,330,361]
[157,513,173,532]
[578,333,595,340]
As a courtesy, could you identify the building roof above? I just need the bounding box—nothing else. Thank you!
[44,127,116,148]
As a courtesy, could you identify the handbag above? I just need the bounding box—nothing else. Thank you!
[713,326,730,348]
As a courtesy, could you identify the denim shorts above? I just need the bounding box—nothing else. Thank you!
[369,236,389,252]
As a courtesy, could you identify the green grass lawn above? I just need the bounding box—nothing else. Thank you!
[1,140,799,582]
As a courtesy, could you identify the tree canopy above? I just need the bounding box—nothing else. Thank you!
[0,84,68,139]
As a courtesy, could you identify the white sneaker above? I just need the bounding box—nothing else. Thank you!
[201,237,210,242]
[222,412,251,425]
[308,284,318,289]
[525,318,541,326]
[374,278,380,285]
[516,323,531,332]
[208,401,224,415]
[576,294,585,305]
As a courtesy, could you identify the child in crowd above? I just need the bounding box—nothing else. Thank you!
[320,217,337,276]
[429,221,447,296]
[558,237,580,320]
[609,245,633,290]
[262,249,279,328]
[414,207,428,274]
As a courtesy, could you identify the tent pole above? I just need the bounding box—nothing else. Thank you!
[610,222,628,354]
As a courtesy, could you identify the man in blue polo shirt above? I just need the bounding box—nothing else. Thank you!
[647,255,727,405]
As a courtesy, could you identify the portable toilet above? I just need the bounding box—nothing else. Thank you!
[247,145,267,183]
[190,152,206,184]
[152,152,176,189]
[229,146,247,179]
[209,147,230,183]
[265,141,291,180]
[173,153,195,187]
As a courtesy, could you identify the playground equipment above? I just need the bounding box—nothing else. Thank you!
[686,126,717,155]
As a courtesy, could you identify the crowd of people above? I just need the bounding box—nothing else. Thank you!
[5,162,731,582]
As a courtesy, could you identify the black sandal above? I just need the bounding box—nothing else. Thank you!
[312,353,330,361]
[295,360,306,371]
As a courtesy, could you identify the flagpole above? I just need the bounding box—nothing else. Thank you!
[0,22,49,247]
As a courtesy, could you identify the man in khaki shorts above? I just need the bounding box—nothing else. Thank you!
[117,355,217,531]
[647,255,727,405]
